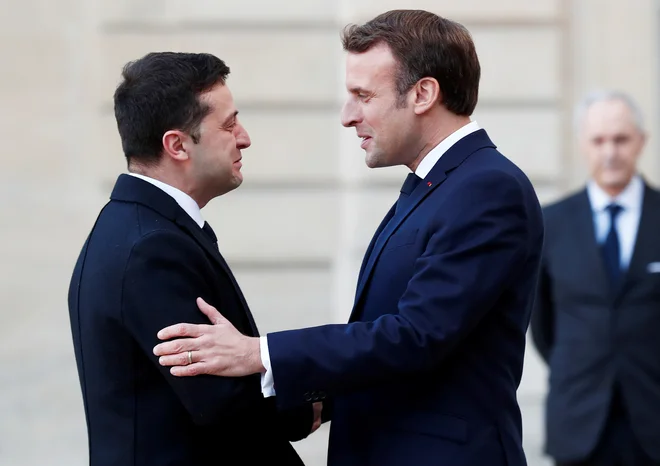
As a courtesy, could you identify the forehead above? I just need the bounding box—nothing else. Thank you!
[583,99,638,135]
[200,83,235,119]
[345,43,398,89]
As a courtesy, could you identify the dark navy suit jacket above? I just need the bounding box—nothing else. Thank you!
[267,129,544,466]
[531,184,660,463]
[67,174,311,465]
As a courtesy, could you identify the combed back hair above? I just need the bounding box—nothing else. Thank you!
[573,89,645,134]
[113,52,230,166]
[341,9,480,114]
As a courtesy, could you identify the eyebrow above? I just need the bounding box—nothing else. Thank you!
[222,110,239,127]
[348,87,369,95]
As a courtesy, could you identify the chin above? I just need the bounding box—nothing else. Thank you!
[600,177,632,194]
[365,152,386,169]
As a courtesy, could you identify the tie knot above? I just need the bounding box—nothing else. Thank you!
[400,173,421,195]
[605,203,623,220]
[202,221,217,243]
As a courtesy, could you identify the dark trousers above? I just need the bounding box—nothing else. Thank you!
[557,388,658,466]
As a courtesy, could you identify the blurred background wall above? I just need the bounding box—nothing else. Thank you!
[1,0,658,464]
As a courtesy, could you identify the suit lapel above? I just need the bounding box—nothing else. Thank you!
[350,129,495,320]
[354,203,396,303]
[571,191,611,295]
[174,215,260,335]
[110,174,260,335]
[351,175,444,317]
[616,184,660,303]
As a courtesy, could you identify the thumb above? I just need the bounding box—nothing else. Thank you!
[196,297,226,325]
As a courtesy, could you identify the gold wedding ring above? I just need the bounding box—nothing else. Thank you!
[187,351,192,365]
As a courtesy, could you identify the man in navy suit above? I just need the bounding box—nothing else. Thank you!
[531,90,660,466]
[67,52,318,466]
[154,10,544,466]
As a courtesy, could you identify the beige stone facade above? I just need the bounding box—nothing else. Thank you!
[2,1,658,464]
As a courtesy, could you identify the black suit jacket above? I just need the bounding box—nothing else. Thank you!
[67,174,310,466]
[531,182,660,462]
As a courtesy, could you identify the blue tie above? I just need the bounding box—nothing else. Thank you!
[601,203,623,286]
[396,173,421,213]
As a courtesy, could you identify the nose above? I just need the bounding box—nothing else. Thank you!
[601,140,617,161]
[340,99,360,128]
[235,122,251,150]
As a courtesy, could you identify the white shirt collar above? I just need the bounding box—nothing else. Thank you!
[414,120,481,179]
[587,174,644,214]
[128,173,205,228]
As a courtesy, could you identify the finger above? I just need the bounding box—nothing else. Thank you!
[196,297,226,325]
[158,352,194,367]
[153,337,200,356]
[157,322,209,341]
[311,418,322,433]
[170,362,212,377]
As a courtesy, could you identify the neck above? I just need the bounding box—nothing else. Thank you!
[406,113,472,172]
[599,183,628,199]
[129,163,209,208]
[594,174,637,199]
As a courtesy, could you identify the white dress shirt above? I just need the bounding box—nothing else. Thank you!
[586,174,644,270]
[128,173,205,228]
[259,120,481,397]
[128,173,273,396]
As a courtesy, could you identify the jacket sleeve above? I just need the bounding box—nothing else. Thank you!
[121,229,266,425]
[267,171,533,410]
[275,403,314,441]
[530,257,555,364]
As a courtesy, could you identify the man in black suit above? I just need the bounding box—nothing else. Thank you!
[531,90,660,466]
[67,52,318,465]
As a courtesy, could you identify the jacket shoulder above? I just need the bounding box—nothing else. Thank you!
[542,189,586,222]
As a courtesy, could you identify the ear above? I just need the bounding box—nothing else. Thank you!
[412,77,441,115]
[162,130,190,162]
[640,130,648,146]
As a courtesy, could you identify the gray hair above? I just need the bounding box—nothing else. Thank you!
[573,89,645,134]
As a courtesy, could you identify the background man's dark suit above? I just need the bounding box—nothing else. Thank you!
[531,182,660,465]
[532,180,660,464]
[68,174,310,465]
[266,129,545,466]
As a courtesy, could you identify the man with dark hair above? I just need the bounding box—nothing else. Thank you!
[67,52,317,466]
[155,10,544,466]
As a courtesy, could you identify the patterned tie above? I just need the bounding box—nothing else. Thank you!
[396,173,421,214]
[601,203,623,286]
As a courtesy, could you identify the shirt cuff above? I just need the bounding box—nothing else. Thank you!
[259,335,276,398]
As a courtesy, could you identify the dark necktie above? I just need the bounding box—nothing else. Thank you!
[202,221,218,249]
[201,220,259,334]
[601,203,623,286]
[396,172,421,214]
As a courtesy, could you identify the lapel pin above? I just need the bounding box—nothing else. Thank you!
[427,182,433,187]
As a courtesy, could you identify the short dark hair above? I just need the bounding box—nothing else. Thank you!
[341,10,480,115]
[113,52,230,166]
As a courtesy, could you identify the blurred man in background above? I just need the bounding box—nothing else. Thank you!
[531,90,660,466]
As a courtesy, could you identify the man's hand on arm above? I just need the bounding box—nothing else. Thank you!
[124,231,264,423]
[154,298,325,436]
[154,297,265,377]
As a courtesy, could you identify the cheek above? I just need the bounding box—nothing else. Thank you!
[585,148,604,168]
